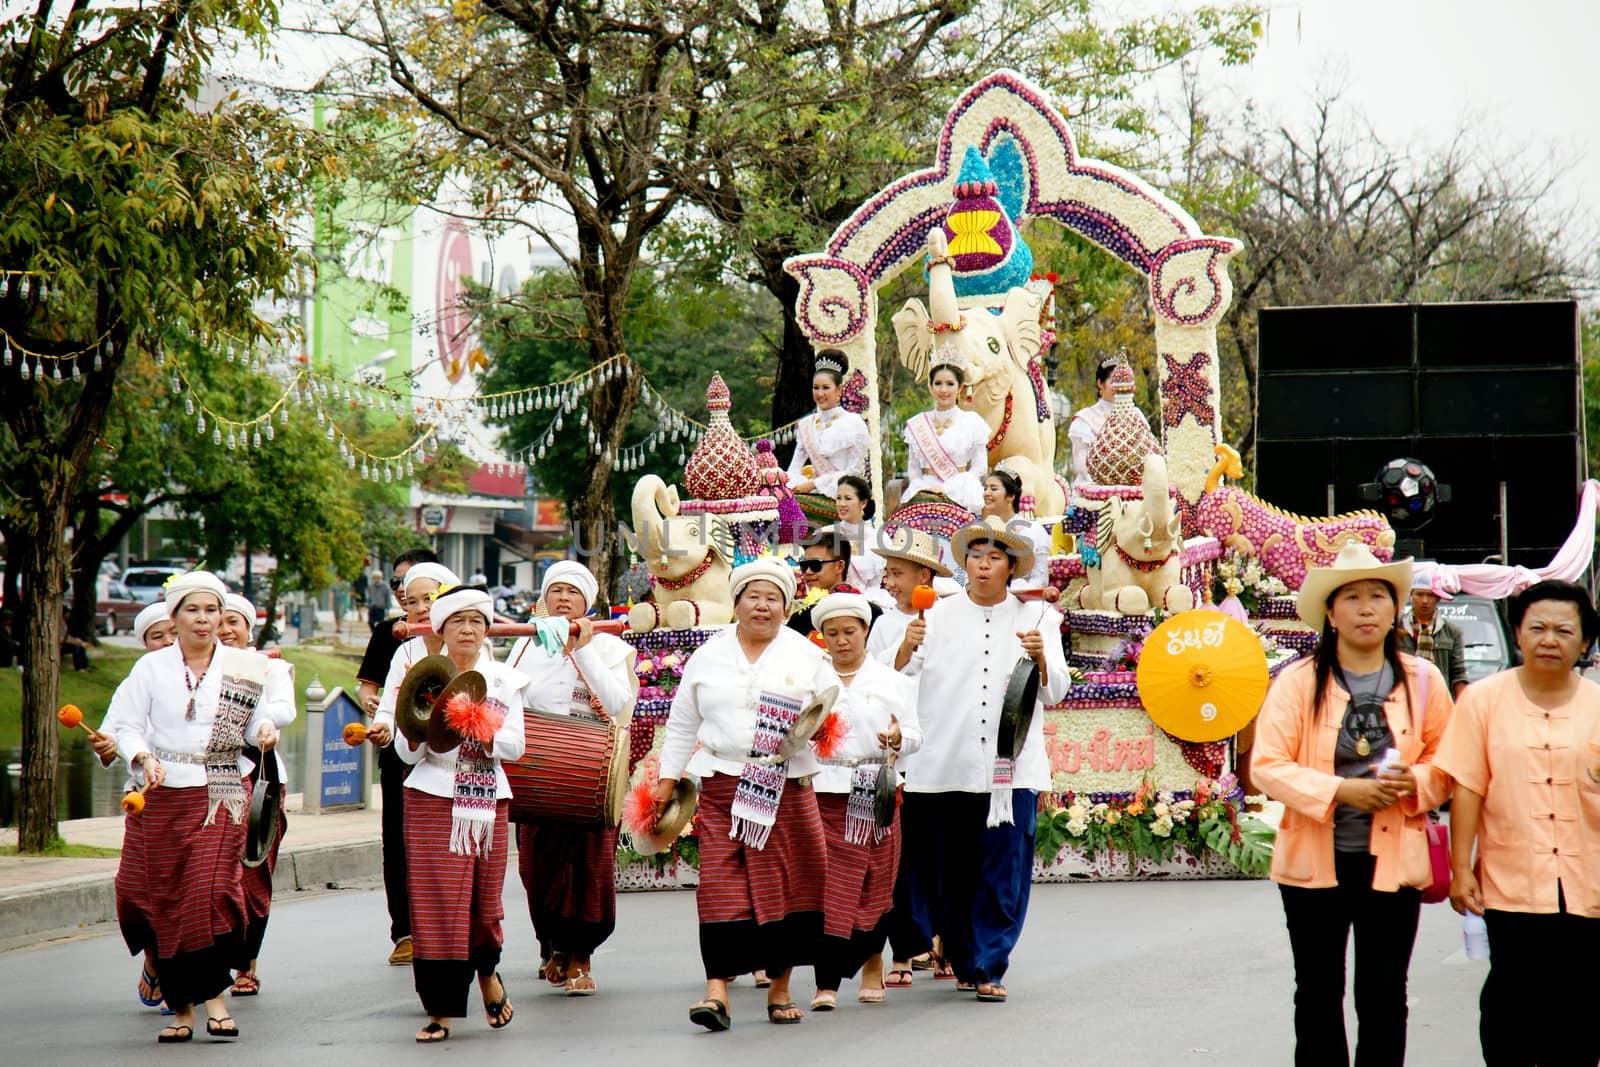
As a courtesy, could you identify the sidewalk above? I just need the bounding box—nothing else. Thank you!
[0,792,383,948]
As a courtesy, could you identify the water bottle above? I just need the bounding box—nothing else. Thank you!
[1462,912,1490,960]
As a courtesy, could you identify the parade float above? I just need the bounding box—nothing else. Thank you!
[608,69,1405,886]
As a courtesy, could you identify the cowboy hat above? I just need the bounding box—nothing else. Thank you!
[952,514,1036,577]
[1295,543,1413,632]
[871,526,953,577]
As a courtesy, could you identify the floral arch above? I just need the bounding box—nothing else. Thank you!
[782,69,1239,513]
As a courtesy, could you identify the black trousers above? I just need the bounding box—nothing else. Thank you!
[1278,851,1421,1067]
[379,743,411,943]
[1481,890,1600,1067]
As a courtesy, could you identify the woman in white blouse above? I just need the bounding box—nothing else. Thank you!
[807,593,920,1011]
[394,585,528,1043]
[655,558,829,1030]
[506,561,636,997]
[833,474,887,601]
[787,350,870,526]
[105,570,291,1044]
[902,361,991,515]
[217,594,296,998]
[368,562,458,744]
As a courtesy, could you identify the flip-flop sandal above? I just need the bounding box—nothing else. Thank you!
[909,954,934,971]
[564,970,597,997]
[159,1002,176,1016]
[857,987,886,1004]
[809,991,836,1012]
[689,998,730,1032]
[157,1025,193,1044]
[976,984,1008,1003]
[753,971,772,988]
[484,972,514,1028]
[884,969,913,988]
[933,961,956,980]
[205,1016,240,1039]
[956,981,975,993]
[415,1022,450,1043]
[231,971,260,996]
[766,1002,804,1025]
[138,966,162,1007]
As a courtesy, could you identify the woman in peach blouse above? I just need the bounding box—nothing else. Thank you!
[1252,545,1454,1067]
[1434,580,1600,1067]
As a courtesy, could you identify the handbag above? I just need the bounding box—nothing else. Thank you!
[1411,661,1452,904]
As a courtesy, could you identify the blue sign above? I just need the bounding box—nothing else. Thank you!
[319,690,366,809]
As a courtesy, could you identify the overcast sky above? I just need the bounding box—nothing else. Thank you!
[1175,0,1599,226]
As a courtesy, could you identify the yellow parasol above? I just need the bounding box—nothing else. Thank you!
[1136,610,1269,743]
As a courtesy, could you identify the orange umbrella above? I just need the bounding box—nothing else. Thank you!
[1136,610,1269,743]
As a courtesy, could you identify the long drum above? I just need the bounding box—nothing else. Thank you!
[505,710,628,828]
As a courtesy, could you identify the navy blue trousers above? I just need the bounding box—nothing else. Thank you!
[896,789,1036,984]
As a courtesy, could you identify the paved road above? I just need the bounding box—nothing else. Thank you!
[0,876,1485,1065]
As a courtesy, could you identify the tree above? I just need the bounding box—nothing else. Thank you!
[0,1,341,850]
[476,267,780,585]
[1162,83,1595,462]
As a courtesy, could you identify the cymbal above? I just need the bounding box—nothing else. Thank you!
[394,655,455,748]
[429,669,488,751]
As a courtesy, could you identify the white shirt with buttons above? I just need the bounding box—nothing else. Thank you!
[901,593,1069,793]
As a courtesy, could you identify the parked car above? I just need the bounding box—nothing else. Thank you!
[120,565,188,604]
[94,580,146,636]
[1436,594,1514,682]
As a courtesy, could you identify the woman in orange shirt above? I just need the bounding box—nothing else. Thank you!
[1253,545,1454,1067]
[1434,580,1600,1067]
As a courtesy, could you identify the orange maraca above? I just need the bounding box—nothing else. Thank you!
[58,703,103,742]
[911,585,938,613]
[343,722,369,746]
[122,786,148,815]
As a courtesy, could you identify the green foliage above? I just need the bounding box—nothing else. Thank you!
[1034,779,1274,878]
[476,269,779,524]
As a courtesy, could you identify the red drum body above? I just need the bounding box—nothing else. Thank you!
[505,710,628,828]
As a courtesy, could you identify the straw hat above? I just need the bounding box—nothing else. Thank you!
[952,515,1036,577]
[1295,544,1413,632]
[871,526,952,577]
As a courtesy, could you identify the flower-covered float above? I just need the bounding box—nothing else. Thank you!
[604,69,1407,887]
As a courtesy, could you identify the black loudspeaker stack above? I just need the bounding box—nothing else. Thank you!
[1254,301,1584,567]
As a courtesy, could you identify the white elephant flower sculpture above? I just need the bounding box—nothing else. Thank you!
[627,475,736,632]
[1079,453,1196,616]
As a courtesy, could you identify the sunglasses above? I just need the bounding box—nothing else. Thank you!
[798,558,840,574]
[388,576,402,591]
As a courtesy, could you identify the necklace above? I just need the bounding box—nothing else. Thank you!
[930,408,956,431]
[183,652,214,721]
[834,665,862,678]
[815,408,841,430]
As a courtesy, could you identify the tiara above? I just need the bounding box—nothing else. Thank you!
[930,339,971,373]
[814,352,847,375]
[1097,354,1121,369]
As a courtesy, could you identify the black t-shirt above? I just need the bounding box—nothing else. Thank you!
[358,614,405,687]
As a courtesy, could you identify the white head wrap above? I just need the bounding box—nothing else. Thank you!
[541,561,599,610]
[224,593,256,634]
[133,601,170,645]
[729,557,796,610]
[429,585,494,633]
[403,562,459,596]
[812,591,871,629]
[163,570,228,613]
